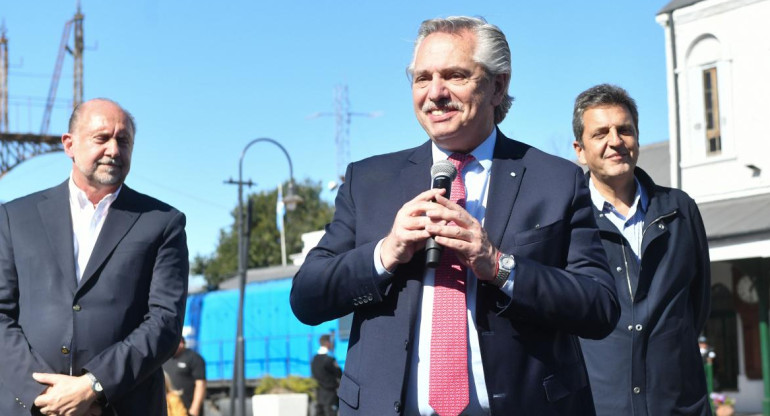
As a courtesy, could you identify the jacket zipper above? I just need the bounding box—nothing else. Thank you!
[619,210,677,303]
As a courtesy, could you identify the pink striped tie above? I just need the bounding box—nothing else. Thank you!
[429,152,474,416]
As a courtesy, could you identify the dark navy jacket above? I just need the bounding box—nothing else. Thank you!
[292,133,620,416]
[580,168,711,416]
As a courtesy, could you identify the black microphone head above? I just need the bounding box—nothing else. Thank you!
[431,159,457,181]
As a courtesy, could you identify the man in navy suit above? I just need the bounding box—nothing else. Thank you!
[291,16,619,416]
[0,98,189,415]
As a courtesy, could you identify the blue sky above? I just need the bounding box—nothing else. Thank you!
[0,1,671,274]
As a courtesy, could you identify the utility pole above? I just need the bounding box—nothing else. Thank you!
[0,22,8,133]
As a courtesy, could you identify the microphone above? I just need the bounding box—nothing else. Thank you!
[425,159,457,268]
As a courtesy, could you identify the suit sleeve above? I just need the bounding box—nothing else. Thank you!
[0,204,56,409]
[688,198,711,335]
[83,211,189,402]
[291,163,392,326]
[500,168,620,340]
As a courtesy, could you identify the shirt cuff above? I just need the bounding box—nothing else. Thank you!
[373,239,395,276]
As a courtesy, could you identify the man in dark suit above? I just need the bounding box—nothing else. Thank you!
[0,98,189,415]
[311,334,342,416]
[291,16,619,416]
[573,84,711,415]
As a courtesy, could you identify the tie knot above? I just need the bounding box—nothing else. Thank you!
[448,152,475,173]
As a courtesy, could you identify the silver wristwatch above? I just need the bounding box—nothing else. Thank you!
[85,372,105,401]
[494,253,515,288]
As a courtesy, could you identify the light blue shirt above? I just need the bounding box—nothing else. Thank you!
[374,130,514,416]
[588,177,648,262]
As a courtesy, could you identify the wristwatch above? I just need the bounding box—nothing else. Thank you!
[493,252,515,288]
[84,372,105,402]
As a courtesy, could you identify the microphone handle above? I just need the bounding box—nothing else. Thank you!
[425,175,452,268]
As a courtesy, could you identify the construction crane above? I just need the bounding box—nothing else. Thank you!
[308,84,382,187]
[41,3,84,135]
[0,5,83,179]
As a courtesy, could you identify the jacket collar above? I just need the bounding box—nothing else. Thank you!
[37,181,141,291]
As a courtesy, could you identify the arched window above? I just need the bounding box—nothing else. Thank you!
[683,35,733,162]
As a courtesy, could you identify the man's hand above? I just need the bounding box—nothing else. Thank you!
[380,188,448,271]
[425,193,498,281]
[32,373,100,416]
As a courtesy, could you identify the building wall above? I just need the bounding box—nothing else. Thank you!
[658,0,770,201]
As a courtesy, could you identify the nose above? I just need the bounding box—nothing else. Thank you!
[427,77,449,102]
[607,129,623,146]
[104,138,120,157]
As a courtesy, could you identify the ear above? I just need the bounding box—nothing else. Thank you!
[573,140,587,165]
[490,73,509,106]
[62,133,75,158]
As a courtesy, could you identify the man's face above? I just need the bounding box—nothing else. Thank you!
[411,30,505,152]
[63,100,134,193]
[574,104,639,184]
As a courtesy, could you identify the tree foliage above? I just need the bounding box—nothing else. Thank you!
[192,179,333,287]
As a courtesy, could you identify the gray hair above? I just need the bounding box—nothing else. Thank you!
[68,98,136,135]
[572,84,638,145]
[407,16,513,124]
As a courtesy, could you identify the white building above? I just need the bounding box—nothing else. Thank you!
[656,0,770,412]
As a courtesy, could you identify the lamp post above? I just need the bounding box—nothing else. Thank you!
[225,138,300,416]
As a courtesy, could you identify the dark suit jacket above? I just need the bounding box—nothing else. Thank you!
[291,133,620,416]
[311,353,342,405]
[0,181,189,415]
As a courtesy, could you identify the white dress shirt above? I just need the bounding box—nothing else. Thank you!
[68,177,121,282]
[374,130,515,416]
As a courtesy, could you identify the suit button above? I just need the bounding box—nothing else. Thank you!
[73,304,81,311]
[394,401,401,412]
[633,386,641,394]
[658,223,665,230]
[628,325,633,331]
[61,346,70,354]
[635,324,643,331]
[616,266,622,272]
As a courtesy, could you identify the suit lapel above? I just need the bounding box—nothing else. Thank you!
[398,141,433,335]
[484,132,527,248]
[400,141,433,205]
[79,187,140,287]
[38,181,78,292]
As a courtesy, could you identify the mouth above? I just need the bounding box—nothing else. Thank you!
[98,158,123,168]
[423,101,463,118]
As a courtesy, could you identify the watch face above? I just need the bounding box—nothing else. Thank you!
[501,257,515,269]
[737,275,759,304]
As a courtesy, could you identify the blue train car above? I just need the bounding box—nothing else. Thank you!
[183,265,350,385]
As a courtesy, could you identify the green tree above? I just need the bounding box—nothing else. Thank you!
[192,179,333,287]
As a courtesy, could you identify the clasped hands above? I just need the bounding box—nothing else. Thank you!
[380,188,497,281]
[32,373,102,416]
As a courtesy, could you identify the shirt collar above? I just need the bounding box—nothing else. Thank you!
[431,128,496,172]
[68,174,122,209]
[588,176,648,216]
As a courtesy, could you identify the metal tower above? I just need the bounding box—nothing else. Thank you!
[0,6,83,179]
[310,84,381,184]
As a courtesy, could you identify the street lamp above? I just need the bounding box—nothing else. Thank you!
[225,138,300,416]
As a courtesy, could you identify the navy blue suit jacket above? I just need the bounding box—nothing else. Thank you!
[291,133,619,415]
[0,181,189,415]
